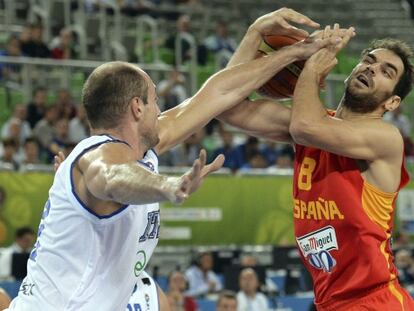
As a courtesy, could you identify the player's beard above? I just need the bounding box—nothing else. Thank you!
[343,84,391,114]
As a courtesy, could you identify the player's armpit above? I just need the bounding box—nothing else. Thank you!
[290,115,404,161]
[217,98,292,143]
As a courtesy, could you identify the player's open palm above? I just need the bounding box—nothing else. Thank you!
[172,150,224,204]
[305,24,355,83]
[252,8,320,38]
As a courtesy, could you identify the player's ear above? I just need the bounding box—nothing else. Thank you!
[384,95,401,112]
[130,97,145,121]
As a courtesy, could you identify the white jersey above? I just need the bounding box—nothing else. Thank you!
[126,271,159,311]
[8,135,160,311]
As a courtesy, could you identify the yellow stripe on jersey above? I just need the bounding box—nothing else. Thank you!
[389,280,405,310]
[362,181,404,309]
[361,181,396,231]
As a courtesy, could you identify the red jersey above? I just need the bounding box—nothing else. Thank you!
[293,142,410,308]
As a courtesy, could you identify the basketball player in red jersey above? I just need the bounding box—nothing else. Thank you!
[218,19,414,310]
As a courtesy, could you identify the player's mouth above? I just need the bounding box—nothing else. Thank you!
[355,74,371,88]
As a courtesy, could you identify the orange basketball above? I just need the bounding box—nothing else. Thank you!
[257,35,305,99]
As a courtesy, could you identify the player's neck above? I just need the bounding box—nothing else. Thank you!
[91,126,146,159]
[336,104,383,121]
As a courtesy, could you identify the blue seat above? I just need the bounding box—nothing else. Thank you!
[155,276,168,292]
[0,280,22,299]
[197,298,216,311]
[277,296,314,311]
[270,275,286,293]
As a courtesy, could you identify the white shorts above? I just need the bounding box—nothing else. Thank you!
[125,271,159,311]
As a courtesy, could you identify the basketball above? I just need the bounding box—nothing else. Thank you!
[257,35,306,99]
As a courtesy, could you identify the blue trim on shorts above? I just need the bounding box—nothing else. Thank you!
[70,139,131,219]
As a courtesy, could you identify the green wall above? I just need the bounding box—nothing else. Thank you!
[0,172,412,247]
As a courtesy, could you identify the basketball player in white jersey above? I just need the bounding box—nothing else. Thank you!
[6,9,335,311]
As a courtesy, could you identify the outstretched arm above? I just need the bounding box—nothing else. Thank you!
[218,12,353,142]
[218,98,292,143]
[218,8,318,143]
[288,25,400,161]
[65,144,224,214]
[155,10,332,154]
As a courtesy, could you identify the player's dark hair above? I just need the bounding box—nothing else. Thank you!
[15,226,35,238]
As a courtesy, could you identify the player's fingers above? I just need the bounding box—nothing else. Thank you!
[201,154,225,178]
[323,25,331,39]
[189,159,201,180]
[199,149,207,168]
[282,9,320,28]
[315,36,341,50]
[335,27,355,51]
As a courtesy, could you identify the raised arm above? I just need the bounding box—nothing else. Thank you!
[227,8,319,67]
[155,13,332,154]
[289,25,403,161]
[75,143,223,209]
[217,8,318,143]
[218,98,292,142]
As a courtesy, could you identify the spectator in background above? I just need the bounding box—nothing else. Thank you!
[0,138,19,169]
[21,23,50,58]
[54,88,77,120]
[395,249,414,288]
[48,118,70,162]
[165,15,207,65]
[237,268,269,311]
[33,105,58,160]
[68,105,89,143]
[212,130,243,171]
[235,137,266,169]
[162,128,205,167]
[18,24,32,48]
[22,137,40,165]
[158,68,188,111]
[272,145,294,169]
[167,271,198,311]
[384,106,411,137]
[216,290,237,311]
[1,105,32,145]
[0,288,11,310]
[26,87,48,129]
[260,141,280,167]
[393,231,411,249]
[50,27,78,60]
[204,21,237,68]
[0,34,23,81]
[185,252,223,297]
[384,106,414,156]
[204,21,236,54]
[240,255,278,294]
[241,150,268,170]
[120,0,159,17]
[0,227,35,281]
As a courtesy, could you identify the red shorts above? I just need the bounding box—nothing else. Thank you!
[316,281,414,311]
